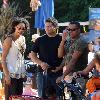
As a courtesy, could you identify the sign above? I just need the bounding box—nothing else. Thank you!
[89,8,100,30]
[88,8,100,42]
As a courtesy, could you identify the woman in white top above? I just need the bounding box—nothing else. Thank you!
[2,19,27,100]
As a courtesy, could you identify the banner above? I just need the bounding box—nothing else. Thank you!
[34,0,54,29]
[88,8,100,42]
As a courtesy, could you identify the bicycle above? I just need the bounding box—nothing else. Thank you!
[57,76,88,100]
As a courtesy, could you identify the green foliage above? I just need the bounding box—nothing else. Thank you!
[0,3,18,41]
[9,0,31,17]
[24,30,33,59]
[0,0,99,56]
[55,0,100,22]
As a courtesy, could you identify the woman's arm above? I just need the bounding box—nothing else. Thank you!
[2,37,12,77]
[2,37,12,85]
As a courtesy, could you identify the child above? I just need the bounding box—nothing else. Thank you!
[74,51,100,99]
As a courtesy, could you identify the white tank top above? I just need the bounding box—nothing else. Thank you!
[6,37,26,78]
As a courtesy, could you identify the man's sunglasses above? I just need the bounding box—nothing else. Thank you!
[67,28,79,32]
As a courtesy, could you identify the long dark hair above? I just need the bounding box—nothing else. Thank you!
[11,20,27,33]
[11,20,21,33]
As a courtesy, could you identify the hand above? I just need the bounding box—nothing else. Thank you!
[40,62,48,71]
[51,67,62,73]
[73,71,84,78]
[5,75,11,85]
[73,72,79,78]
[77,71,85,76]
[28,53,31,58]
[62,29,68,42]
[63,65,67,73]
[56,76,63,84]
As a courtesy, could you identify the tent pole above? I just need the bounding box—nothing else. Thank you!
[37,28,40,35]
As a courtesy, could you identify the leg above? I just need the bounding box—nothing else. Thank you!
[32,74,37,89]
[4,83,11,100]
[16,78,23,95]
[47,73,63,97]
[36,72,45,98]
[10,78,23,95]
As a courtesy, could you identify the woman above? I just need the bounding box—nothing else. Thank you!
[2,19,27,100]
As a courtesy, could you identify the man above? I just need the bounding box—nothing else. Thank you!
[29,17,63,99]
[56,21,88,99]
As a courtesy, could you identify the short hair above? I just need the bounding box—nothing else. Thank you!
[69,21,81,28]
[46,17,58,28]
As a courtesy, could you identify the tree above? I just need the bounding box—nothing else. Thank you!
[0,2,18,41]
[54,0,100,22]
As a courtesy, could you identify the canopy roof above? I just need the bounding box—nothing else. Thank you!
[58,21,89,26]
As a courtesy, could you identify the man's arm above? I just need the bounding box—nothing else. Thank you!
[52,59,65,72]
[29,51,42,66]
[29,51,48,70]
[56,51,82,83]
[62,51,82,78]
[79,60,95,75]
[58,31,68,58]
[58,40,65,58]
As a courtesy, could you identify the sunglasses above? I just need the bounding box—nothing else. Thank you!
[67,28,79,32]
[17,27,26,31]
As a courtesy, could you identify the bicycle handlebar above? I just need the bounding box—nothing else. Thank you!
[73,73,89,79]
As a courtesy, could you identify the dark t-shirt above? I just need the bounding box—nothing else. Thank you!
[32,34,63,69]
